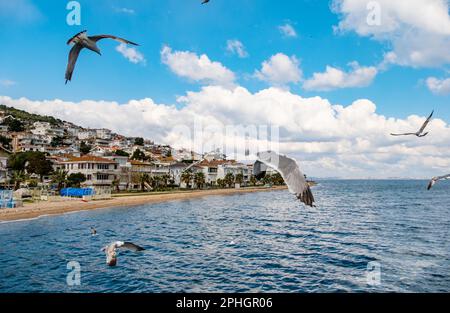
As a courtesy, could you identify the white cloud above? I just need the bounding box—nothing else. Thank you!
[2,87,448,179]
[161,46,236,87]
[0,80,16,87]
[333,0,450,68]
[426,77,450,95]
[278,23,298,38]
[115,43,146,65]
[226,40,248,58]
[303,62,378,91]
[254,53,302,86]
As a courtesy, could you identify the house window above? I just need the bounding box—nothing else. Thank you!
[87,174,92,180]
[96,174,109,181]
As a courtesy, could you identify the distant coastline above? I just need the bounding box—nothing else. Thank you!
[0,186,288,222]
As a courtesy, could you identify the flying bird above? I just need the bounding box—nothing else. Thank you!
[255,151,315,207]
[390,111,434,137]
[427,174,450,190]
[101,241,145,266]
[65,30,139,84]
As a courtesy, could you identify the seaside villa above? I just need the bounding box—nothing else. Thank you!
[61,155,120,187]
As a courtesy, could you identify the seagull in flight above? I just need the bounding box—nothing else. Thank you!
[427,174,450,190]
[390,111,434,137]
[65,30,139,84]
[101,241,145,266]
[255,151,315,207]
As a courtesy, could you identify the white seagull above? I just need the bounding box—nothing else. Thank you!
[255,151,315,207]
[65,30,139,84]
[390,111,434,137]
[101,241,145,266]
[427,174,450,190]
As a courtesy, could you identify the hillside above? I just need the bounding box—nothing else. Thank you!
[0,104,62,126]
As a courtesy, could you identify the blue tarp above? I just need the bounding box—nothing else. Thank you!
[0,190,14,208]
[60,188,95,197]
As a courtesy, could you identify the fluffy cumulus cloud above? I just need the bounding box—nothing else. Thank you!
[226,40,248,58]
[161,46,236,87]
[2,87,449,179]
[115,44,146,65]
[332,0,450,68]
[278,23,298,38]
[303,62,378,91]
[426,77,450,95]
[255,53,302,86]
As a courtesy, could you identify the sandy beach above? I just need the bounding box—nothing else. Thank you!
[0,186,287,222]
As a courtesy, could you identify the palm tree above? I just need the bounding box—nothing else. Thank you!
[51,169,67,191]
[224,173,235,188]
[235,173,244,186]
[262,174,272,185]
[194,172,206,189]
[11,170,28,190]
[111,178,121,193]
[216,178,226,189]
[181,170,193,189]
[271,172,284,185]
[139,173,151,192]
[249,175,257,186]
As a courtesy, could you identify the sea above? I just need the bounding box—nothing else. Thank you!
[0,180,449,292]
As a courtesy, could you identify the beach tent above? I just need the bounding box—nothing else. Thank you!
[60,188,95,198]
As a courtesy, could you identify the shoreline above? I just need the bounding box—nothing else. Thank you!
[0,186,287,223]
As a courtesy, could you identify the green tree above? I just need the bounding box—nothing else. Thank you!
[80,141,92,155]
[51,169,68,191]
[224,173,235,188]
[67,173,86,188]
[114,149,130,157]
[0,135,12,150]
[134,137,144,146]
[11,170,28,190]
[139,173,151,191]
[50,136,64,147]
[216,178,226,188]
[271,172,284,185]
[262,174,272,185]
[3,117,24,132]
[181,170,193,188]
[194,172,206,189]
[25,153,53,181]
[249,175,257,186]
[235,173,244,186]
[131,148,146,160]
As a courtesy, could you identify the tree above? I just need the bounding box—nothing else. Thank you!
[3,117,24,132]
[235,173,244,186]
[131,148,146,161]
[194,172,206,189]
[181,170,193,188]
[50,136,64,147]
[249,175,257,186]
[134,137,144,146]
[216,178,226,188]
[67,173,86,188]
[271,172,284,185]
[0,135,12,150]
[80,141,91,155]
[262,174,272,185]
[111,178,121,193]
[224,173,235,188]
[114,149,130,157]
[25,153,53,181]
[11,170,28,190]
[51,169,68,191]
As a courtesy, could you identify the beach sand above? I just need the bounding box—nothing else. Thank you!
[0,186,287,222]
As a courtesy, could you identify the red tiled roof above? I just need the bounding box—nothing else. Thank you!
[64,155,117,164]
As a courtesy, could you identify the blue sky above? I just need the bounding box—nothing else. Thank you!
[0,0,448,118]
[1,0,450,178]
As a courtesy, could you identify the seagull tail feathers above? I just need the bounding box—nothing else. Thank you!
[298,186,315,207]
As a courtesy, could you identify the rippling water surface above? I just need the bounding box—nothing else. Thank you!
[0,180,449,292]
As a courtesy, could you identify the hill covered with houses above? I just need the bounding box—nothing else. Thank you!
[0,105,283,192]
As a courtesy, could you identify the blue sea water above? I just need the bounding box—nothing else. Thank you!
[0,180,449,293]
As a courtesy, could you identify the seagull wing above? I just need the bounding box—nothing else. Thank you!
[418,110,434,134]
[427,173,450,190]
[88,35,139,46]
[117,241,145,251]
[253,160,268,180]
[65,44,83,84]
[390,133,416,136]
[257,151,315,206]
